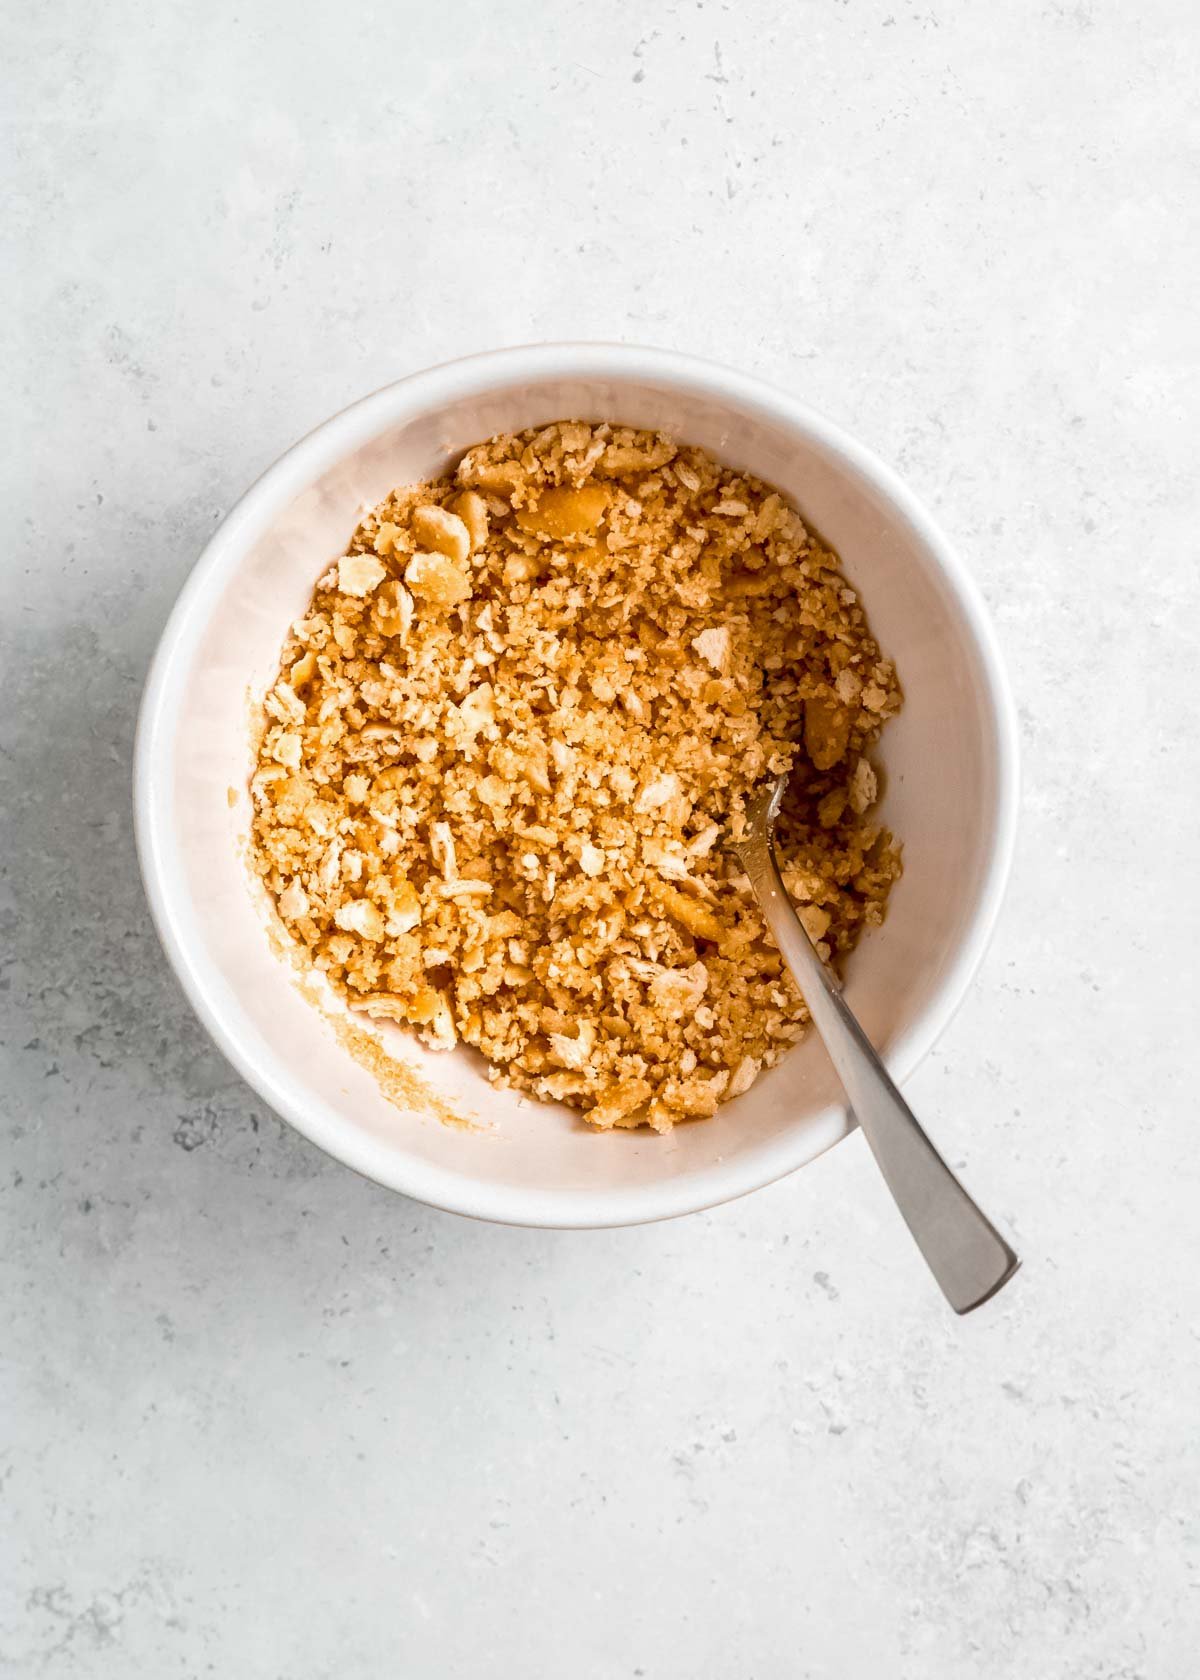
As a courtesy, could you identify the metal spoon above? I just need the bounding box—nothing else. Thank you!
[733,773,1019,1314]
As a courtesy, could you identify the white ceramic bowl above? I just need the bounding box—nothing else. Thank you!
[134,345,1017,1228]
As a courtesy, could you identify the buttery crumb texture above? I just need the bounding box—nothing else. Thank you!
[249,423,901,1131]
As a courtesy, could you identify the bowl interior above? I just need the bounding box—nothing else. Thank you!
[138,354,1009,1225]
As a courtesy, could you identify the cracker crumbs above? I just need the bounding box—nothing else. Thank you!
[249,423,902,1132]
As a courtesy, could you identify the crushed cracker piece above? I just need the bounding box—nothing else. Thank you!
[726,1055,760,1100]
[848,756,878,815]
[799,905,832,943]
[271,733,302,769]
[405,550,472,610]
[337,553,386,597]
[449,489,489,552]
[635,772,681,814]
[515,483,608,540]
[278,879,309,921]
[579,843,605,877]
[333,899,384,940]
[373,579,414,640]
[692,625,732,674]
[430,821,457,881]
[456,453,526,499]
[412,504,471,566]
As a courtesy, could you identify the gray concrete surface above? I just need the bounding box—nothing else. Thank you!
[3,1,1198,1674]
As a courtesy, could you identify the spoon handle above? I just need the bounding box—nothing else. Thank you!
[736,824,1018,1314]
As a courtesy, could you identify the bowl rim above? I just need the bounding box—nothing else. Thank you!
[133,342,1019,1228]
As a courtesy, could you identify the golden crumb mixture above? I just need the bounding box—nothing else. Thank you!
[249,423,901,1131]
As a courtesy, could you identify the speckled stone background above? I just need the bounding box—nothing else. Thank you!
[4,1,1198,1674]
